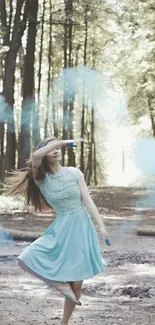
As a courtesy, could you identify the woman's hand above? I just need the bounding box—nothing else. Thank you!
[61,138,84,146]
[100,225,111,246]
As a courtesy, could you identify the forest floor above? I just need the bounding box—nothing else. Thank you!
[0,186,155,325]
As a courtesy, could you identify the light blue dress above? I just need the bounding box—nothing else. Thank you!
[17,167,107,283]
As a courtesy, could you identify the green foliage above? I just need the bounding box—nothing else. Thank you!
[1,0,155,182]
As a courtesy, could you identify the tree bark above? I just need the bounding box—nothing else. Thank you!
[18,0,38,168]
[93,141,97,185]
[62,1,69,165]
[0,121,5,181]
[0,1,8,180]
[87,107,94,185]
[67,0,75,166]
[38,0,46,101]
[148,97,155,137]
[1,0,29,172]
[45,0,54,138]
[80,5,88,173]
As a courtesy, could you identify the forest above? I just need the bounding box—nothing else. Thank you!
[0,0,155,185]
[1,3,155,325]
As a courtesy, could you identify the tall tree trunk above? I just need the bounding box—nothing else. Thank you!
[0,1,9,180]
[80,5,88,173]
[87,51,97,185]
[93,141,97,185]
[38,0,46,101]
[92,51,97,184]
[45,0,55,138]
[0,117,5,181]
[62,3,69,165]
[35,0,45,144]
[18,0,38,168]
[1,0,29,172]
[67,0,75,166]
[32,102,40,150]
[87,106,94,185]
[85,38,98,185]
[83,100,90,182]
[148,97,155,137]
[8,0,13,32]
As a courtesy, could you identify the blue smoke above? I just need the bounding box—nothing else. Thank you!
[113,196,153,237]
[0,229,14,246]
[113,137,155,237]
[133,137,155,176]
[0,94,15,132]
[1,67,155,241]
[2,66,154,241]
[53,65,126,122]
[0,66,126,136]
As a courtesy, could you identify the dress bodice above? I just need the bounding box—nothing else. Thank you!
[38,167,84,215]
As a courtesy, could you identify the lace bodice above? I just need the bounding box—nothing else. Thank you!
[38,167,84,215]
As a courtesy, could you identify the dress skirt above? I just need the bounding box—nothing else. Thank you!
[17,207,107,283]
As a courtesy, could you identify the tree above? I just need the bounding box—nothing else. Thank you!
[1,0,139,185]
[0,0,29,173]
[18,0,39,168]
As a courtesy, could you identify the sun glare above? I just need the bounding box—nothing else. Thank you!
[106,123,141,186]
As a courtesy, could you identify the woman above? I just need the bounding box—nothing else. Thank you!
[8,136,110,325]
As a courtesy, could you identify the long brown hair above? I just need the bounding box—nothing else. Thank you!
[6,136,58,212]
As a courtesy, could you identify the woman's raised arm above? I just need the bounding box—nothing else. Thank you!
[32,139,69,169]
[32,138,84,176]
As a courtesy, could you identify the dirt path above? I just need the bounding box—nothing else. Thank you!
[1,187,155,325]
[1,239,155,325]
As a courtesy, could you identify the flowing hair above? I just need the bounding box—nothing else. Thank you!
[5,136,58,212]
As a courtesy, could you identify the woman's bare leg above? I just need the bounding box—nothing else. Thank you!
[50,281,80,304]
[60,280,83,325]
[18,259,80,304]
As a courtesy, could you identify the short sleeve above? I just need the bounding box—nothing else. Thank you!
[69,167,84,181]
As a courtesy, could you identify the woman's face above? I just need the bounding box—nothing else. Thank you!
[45,142,62,164]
